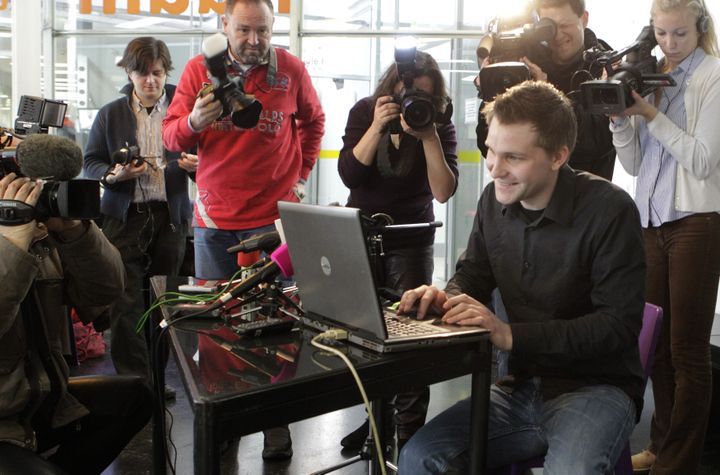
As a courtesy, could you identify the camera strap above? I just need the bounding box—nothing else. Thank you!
[0,199,36,226]
[376,132,420,179]
[227,46,277,88]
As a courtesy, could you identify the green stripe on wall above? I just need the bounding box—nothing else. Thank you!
[458,150,482,163]
[318,150,482,163]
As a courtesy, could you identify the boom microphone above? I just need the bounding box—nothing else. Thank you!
[15,134,83,180]
[226,230,281,254]
[208,243,294,311]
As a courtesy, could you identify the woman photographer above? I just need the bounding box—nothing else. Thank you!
[610,0,720,472]
[337,50,458,454]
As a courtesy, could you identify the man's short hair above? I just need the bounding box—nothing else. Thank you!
[226,0,274,14]
[117,37,173,75]
[533,0,586,17]
[482,81,577,155]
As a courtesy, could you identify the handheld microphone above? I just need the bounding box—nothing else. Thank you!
[15,134,82,180]
[226,230,281,254]
[209,243,293,311]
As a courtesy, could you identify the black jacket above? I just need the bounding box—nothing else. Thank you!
[476,28,616,180]
[83,83,194,226]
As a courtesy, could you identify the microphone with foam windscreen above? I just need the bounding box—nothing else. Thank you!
[15,134,82,180]
[0,134,100,224]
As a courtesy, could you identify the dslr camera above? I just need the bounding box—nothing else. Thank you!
[476,14,557,102]
[199,33,263,129]
[580,25,676,114]
[388,44,453,134]
[111,144,142,166]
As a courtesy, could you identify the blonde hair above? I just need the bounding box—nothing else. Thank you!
[651,0,720,57]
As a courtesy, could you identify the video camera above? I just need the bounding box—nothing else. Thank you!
[0,106,100,226]
[580,25,676,114]
[0,154,100,226]
[14,95,67,136]
[476,14,557,102]
[199,33,263,129]
[388,42,453,134]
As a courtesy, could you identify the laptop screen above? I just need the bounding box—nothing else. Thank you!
[277,202,388,340]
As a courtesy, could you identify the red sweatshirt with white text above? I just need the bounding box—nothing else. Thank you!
[163,48,325,230]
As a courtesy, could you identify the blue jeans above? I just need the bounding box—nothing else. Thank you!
[399,378,636,475]
[194,225,277,279]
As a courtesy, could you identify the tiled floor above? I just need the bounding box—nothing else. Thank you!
[71,333,720,475]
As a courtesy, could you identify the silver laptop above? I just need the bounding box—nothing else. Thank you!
[277,201,489,353]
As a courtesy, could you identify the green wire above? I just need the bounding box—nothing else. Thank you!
[134,268,249,333]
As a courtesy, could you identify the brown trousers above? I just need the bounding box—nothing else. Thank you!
[644,213,720,475]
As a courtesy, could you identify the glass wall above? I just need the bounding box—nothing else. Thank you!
[301,0,485,281]
[0,2,11,128]
[44,0,488,283]
[8,0,720,298]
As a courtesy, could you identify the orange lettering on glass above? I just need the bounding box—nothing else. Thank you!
[199,0,224,14]
[150,0,188,15]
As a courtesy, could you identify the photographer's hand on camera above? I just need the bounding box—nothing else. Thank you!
[0,173,42,251]
[621,90,658,122]
[400,115,437,142]
[521,56,548,82]
[371,95,401,135]
[189,92,224,132]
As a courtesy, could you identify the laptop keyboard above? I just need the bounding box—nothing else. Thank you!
[384,314,448,337]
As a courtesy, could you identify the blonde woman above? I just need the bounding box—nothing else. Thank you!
[610,1,720,473]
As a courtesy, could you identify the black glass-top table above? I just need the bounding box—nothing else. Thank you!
[150,276,492,474]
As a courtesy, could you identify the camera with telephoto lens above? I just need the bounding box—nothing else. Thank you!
[476,14,557,102]
[388,44,453,134]
[580,25,676,114]
[199,33,263,129]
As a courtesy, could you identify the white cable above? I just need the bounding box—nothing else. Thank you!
[311,332,388,475]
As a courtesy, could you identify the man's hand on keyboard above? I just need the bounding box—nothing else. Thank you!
[442,293,513,351]
[398,285,448,320]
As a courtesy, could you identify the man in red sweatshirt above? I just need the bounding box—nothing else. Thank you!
[162,0,325,461]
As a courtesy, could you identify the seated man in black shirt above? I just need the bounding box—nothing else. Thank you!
[397,80,646,474]
[477,0,616,179]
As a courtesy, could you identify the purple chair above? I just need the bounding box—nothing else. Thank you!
[493,303,664,475]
